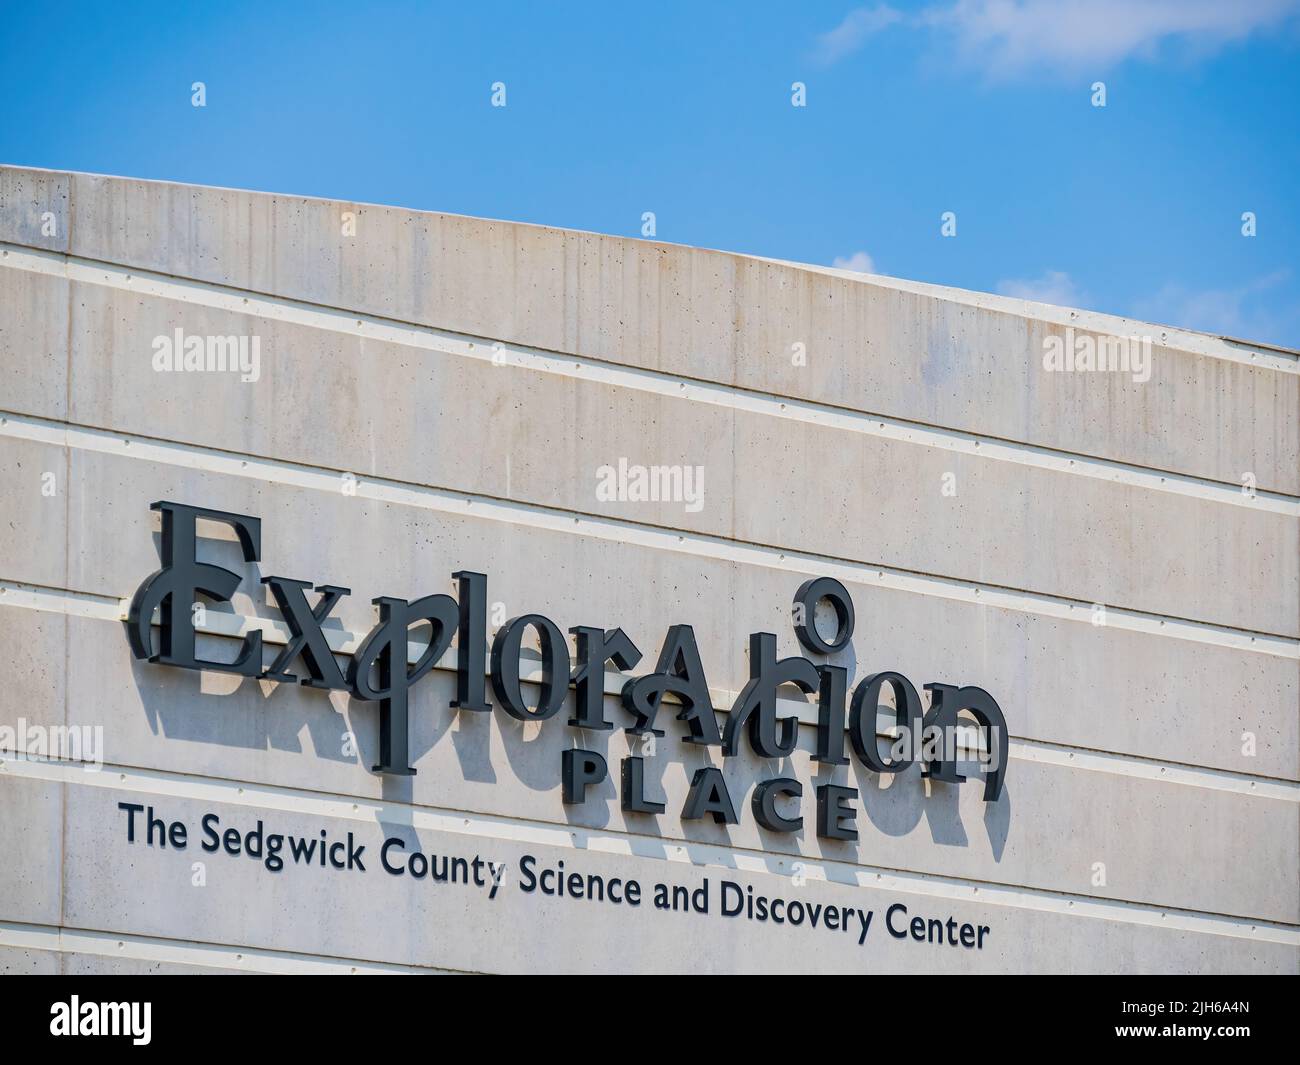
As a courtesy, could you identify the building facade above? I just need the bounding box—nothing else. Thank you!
[0,165,1296,973]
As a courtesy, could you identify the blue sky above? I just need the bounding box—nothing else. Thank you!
[3,0,1297,347]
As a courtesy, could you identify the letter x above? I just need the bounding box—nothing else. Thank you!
[261,577,350,689]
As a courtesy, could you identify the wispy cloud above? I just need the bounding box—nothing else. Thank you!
[832,250,878,273]
[996,269,1087,308]
[812,5,903,65]
[814,1,1300,77]
[1131,270,1297,347]
[927,0,1300,78]
[993,269,1299,348]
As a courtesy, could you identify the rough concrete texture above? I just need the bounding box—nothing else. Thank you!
[0,166,1296,973]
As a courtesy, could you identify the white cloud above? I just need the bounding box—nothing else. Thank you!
[996,269,1086,308]
[812,6,903,65]
[1131,270,1296,346]
[992,269,1298,348]
[814,1,1300,75]
[832,250,878,273]
[926,0,1300,77]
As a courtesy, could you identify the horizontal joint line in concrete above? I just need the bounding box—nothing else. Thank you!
[1,410,1294,655]
[2,577,1295,795]
[9,162,1300,371]
[2,242,1295,511]
[776,257,1300,373]
[3,755,1295,945]
[0,919,468,974]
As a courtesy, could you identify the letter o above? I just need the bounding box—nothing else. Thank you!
[792,577,855,654]
[490,613,571,720]
[849,671,921,773]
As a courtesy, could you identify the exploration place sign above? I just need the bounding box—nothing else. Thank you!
[125,501,1009,834]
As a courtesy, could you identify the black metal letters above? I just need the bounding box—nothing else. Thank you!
[127,501,263,675]
[126,502,1011,838]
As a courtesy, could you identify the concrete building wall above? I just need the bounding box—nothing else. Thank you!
[0,164,1296,973]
